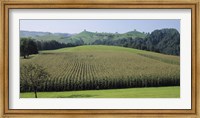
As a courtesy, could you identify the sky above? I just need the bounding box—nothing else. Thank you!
[20,19,180,34]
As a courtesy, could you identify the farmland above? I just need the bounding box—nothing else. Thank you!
[20,45,180,93]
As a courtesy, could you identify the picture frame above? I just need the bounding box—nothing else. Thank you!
[0,0,199,117]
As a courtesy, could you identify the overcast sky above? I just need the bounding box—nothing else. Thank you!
[20,19,180,34]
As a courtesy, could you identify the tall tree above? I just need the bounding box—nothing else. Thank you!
[20,38,38,58]
[20,38,29,58]
[20,63,49,98]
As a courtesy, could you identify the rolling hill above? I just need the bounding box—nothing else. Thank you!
[20,30,147,44]
[20,28,180,55]
[67,30,147,44]
[20,30,73,42]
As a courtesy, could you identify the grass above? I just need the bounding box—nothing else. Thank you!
[40,45,143,53]
[41,45,179,65]
[20,86,180,98]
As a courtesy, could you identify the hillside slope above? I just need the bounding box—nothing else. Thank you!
[20,30,147,44]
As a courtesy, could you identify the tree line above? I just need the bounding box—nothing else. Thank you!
[92,29,180,55]
[20,38,84,58]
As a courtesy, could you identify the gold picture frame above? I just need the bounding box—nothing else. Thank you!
[0,0,199,117]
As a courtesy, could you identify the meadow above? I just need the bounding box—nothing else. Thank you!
[20,45,180,95]
[21,86,180,98]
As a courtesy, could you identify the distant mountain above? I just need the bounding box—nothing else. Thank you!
[20,31,73,42]
[20,31,51,37]
[20,30,147,44]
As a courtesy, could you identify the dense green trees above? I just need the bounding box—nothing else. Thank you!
[36,40,67,50]
[20,38,38,58]
[35,39,84,50]
[20,38,67,58]
[20,37,85,59]
[92,28,180,55]
[145,29,180,55]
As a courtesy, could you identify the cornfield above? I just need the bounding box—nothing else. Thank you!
[20,45,180,92]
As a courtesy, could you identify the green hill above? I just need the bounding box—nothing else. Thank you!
[20,30,147,44]
[21,45,180,92]
[121,30,147,38]
[67,30,147,44]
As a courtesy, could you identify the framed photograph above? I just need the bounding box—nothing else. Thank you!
[0,0,199,117]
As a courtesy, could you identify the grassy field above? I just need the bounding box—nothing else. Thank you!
[21,86,180,98]
[20,45,180,93]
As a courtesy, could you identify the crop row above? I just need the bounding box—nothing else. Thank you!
[20,51,180,92]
